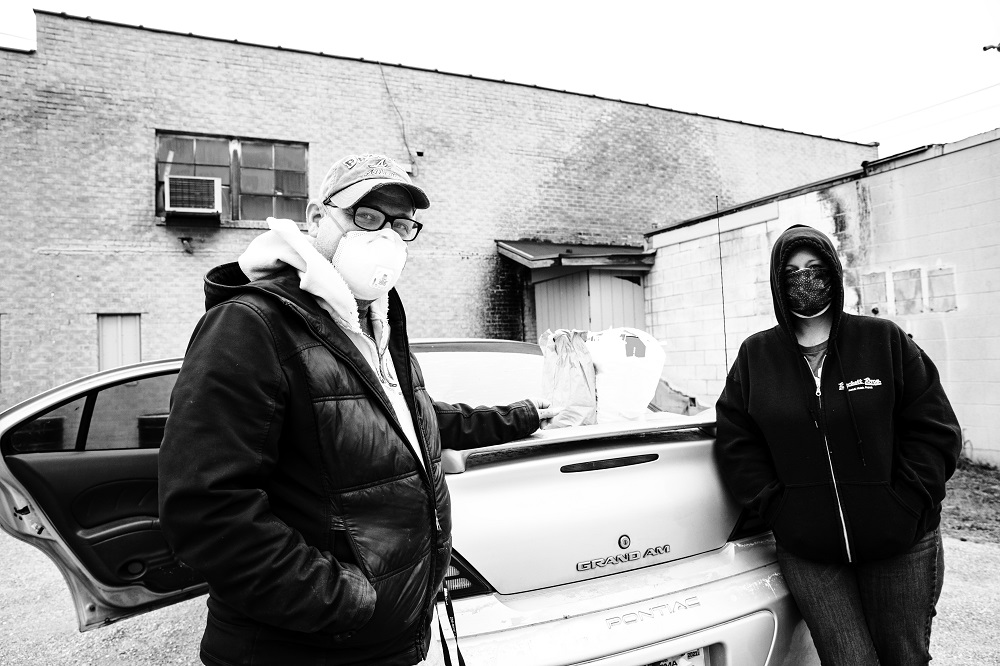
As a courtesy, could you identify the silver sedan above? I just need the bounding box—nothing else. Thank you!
[0,339,818,666]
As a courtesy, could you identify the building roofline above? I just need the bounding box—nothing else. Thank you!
[645,168,869,238]
[647,129,1000,239]
[34,9,876,149]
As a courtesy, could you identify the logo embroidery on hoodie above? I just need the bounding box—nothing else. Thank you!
[839,377,883,392]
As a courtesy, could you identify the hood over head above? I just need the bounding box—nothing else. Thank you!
[769,225,844,342]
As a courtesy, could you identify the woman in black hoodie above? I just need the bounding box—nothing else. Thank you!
[715,225,962,665]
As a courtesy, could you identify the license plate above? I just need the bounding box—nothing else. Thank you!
[645,647,706,666]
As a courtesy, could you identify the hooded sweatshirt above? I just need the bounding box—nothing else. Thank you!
[714,225,962,563]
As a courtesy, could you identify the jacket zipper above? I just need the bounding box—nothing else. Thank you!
[810,361,853,563]
[359,328,398,389]
[389,323,447,661]
[359,329,444,532]
[286,299,444,648]
[358,327,445,658]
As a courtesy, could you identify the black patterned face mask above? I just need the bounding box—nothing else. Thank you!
[784,267,833,317]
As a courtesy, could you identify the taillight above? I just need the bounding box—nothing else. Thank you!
[438,551,493,601]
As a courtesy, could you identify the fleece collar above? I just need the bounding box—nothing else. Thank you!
[238,217,390,349]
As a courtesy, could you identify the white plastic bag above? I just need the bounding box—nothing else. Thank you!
[539,329,597,428]
[585,328,665,423]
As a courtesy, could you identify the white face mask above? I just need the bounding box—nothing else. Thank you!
[332,229,408,300]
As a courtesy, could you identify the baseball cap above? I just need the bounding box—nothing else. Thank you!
[320,154,430,210]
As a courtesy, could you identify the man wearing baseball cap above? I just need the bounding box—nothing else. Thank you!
[159,154,555,665]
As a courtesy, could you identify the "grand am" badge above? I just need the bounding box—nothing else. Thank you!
[577,544,671,571]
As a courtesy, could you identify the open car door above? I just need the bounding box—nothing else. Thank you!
[0,359,204,631]
[0,340,544,634]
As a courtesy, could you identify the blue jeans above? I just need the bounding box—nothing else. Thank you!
[776,527,944,665]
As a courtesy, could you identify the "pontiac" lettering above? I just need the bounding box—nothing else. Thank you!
[605,597,701,629]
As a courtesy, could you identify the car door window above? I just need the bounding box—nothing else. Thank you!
[5,396,86,453]
[3,373,176,453]
[88,376,175,450]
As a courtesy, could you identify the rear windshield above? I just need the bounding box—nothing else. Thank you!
[415,350,543,407]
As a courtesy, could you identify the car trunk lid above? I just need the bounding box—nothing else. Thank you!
[443,413,739,594]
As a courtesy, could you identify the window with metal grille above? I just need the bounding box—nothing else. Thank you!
[156,133,308,222]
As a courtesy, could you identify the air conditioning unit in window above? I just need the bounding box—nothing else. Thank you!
[164,175,222,216]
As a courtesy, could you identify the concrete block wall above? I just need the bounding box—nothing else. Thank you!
[0,12,874,408]
[858,132,1000,465]
[646,203,805,399]
[646,130,1000,465]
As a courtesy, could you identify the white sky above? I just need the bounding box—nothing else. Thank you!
[11,1,1000,157]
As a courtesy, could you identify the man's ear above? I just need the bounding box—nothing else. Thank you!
[305,201,325,237]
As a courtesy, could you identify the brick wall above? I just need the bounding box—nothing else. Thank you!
[647,130,1000,465]
[0,12,874,407]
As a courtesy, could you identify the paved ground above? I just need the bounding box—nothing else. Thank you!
[0,533,996,665]
[928,537,1000,664]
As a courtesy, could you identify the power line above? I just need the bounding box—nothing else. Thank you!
[842,81,1000,135]
[715,196,730,370]
[868,100,1000,142]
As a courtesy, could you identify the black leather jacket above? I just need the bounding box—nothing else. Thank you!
[159,263,538,665]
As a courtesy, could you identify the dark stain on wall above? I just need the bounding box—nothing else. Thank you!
[480,256,528,340]
[854,180,872,266]
[817,187,861,309]
[537,104,726,246]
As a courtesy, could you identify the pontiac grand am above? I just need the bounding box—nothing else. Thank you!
[0,339,817,665]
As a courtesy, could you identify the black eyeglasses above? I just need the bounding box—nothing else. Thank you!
[324,200,423,241]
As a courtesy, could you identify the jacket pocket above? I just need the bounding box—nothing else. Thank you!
[345,553,432,648]
[768,484,850,563]
[891,470,931,516]
[331,562,377,639]
[840,481,921,561]
[758,485,786,526]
